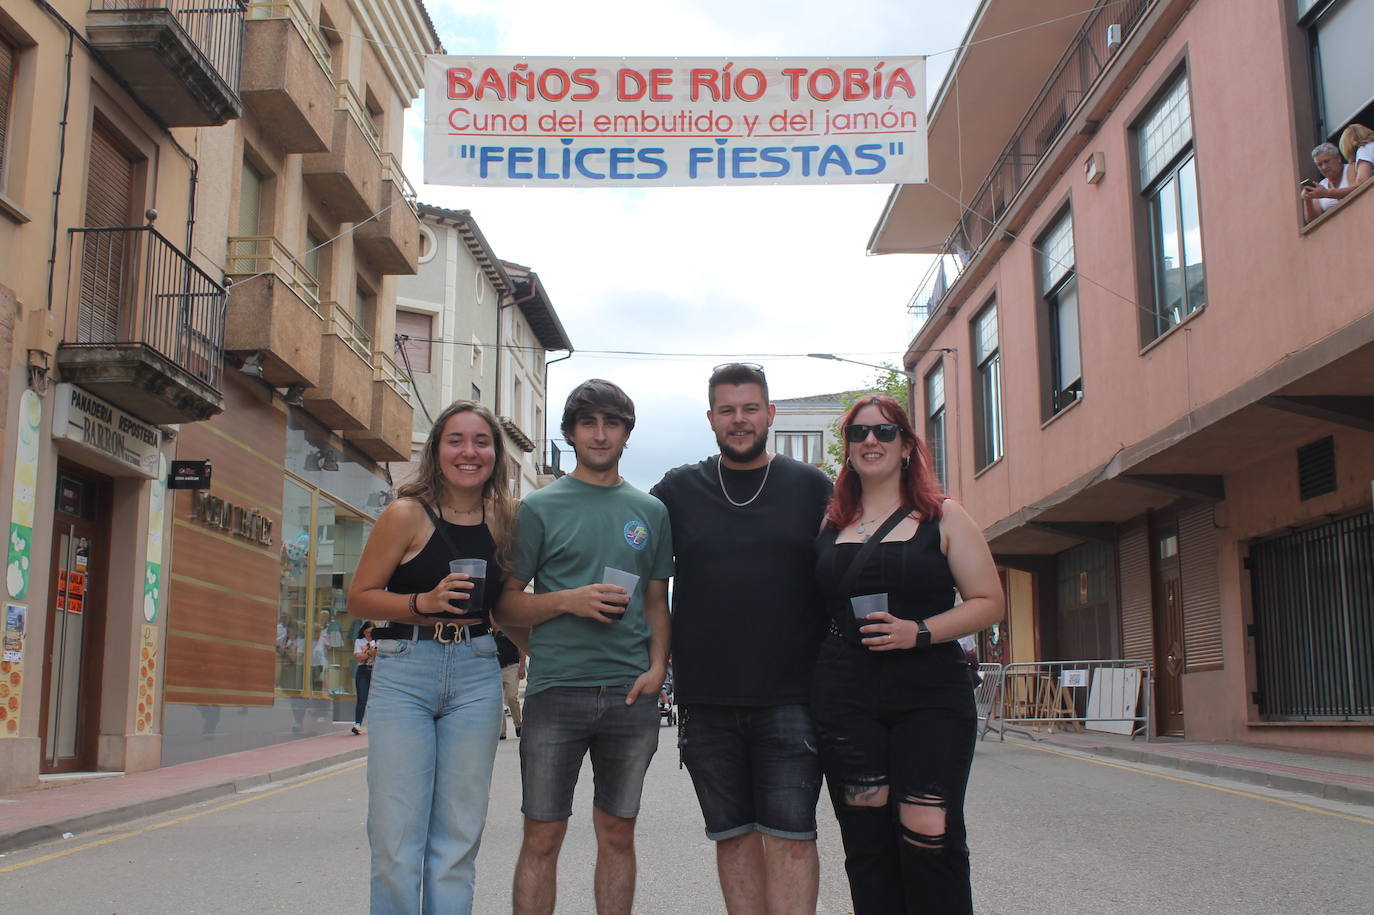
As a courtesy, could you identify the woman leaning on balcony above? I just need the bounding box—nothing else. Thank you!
[347,400,517,914]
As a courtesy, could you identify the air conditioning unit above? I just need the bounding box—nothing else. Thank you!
[1106,23,1123,52]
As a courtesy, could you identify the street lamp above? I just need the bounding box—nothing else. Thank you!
[806,353,917,381]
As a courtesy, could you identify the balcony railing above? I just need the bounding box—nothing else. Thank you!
[68,225,227,390]
[226,235,324,317]
[337,79,383,158]
[328,302,373,361]
[373,351,412,402]
[93,0,247,94]
[909,0,1152,324]
[380,153,418,215]
[246,0,331,78]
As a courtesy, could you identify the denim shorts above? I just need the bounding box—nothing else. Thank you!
[679,704,822,841]
[519,685,660,821]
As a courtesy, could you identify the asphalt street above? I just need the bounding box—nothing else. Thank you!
[3,727,1372,914]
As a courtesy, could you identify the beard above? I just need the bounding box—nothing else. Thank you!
[715,428,768,464]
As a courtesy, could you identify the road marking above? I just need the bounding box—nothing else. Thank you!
[0,760,367,873]
[1007,742,1374,826]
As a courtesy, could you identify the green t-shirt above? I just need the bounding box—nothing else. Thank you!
[512,474,674,696]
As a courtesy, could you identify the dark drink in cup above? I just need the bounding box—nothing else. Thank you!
[445,558,487,620]
[601,567,639,623]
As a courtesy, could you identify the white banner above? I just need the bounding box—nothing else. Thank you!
[424,56,927,188]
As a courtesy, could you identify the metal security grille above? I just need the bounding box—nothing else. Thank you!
[1250,512,1374,720]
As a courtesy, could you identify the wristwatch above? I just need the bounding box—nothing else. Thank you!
[915,619,932,649]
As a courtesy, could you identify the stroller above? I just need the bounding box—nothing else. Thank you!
[658,678,677,727]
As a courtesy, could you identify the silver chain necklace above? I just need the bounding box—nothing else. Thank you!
[717,454,772,507]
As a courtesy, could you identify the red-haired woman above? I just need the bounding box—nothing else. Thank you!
[811,395,1003,914]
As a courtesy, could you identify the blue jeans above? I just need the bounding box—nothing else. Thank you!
[366,634,502,915]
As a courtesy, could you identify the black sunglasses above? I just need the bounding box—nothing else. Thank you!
[844,423,901,443]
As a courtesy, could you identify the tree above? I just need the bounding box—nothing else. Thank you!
[819,363,911,478]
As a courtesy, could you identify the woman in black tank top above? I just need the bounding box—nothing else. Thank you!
[811,396,1004,915]
[346,401,518,914]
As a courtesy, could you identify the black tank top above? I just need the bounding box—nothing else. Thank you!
[815,516,959,649]
[386,515,504,621]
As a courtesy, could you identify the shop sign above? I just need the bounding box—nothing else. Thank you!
[168,460,212,490]
[190,491,274,547]
[52,384,161,479]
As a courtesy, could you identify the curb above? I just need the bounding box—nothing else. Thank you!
[0,746,368,855]
[1071,743,1374,809]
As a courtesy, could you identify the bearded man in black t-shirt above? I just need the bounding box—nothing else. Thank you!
[651,363,832,914]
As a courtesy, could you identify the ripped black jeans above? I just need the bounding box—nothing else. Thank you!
[811,635,976,915]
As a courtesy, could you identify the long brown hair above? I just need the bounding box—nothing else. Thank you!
[824,395,946,529]
[395,400,516,569]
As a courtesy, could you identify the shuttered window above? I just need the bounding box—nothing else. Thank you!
[1118,524,1154,663]
[394,310,431,373]
[78,123,136,343]
[0,33,15,186]
[1179,505,1223,670]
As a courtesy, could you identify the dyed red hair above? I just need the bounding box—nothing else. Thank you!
[824,395,946,529]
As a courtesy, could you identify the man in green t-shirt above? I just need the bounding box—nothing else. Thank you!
[497,379,672,915]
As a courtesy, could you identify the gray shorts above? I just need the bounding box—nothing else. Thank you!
[519,685,660,821]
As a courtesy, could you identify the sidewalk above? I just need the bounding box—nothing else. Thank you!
[0,729,367,854]
[996,726,1374,808]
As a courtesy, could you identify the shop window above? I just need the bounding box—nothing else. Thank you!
[276,480,312,693]
[1037,210,1082,416]
[776,431,823,465]
[394,310,432,373]
[925,362,947,489]
[1302,0,1374,140]
[1135,73,1205,341]
[971,300,1003,467]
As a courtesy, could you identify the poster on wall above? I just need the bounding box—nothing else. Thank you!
[145,455,167,622]
[7,390,41,599]
[137,624,158,733]
[0,604,25,736]
[425,56,928,188]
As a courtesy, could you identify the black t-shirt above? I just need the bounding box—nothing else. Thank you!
[651,454,832,706]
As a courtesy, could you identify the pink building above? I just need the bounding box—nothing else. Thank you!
[872,0,1374,753]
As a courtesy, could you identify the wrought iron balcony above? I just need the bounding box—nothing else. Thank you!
[86,0,246,127]
[908,0,1151,327]
[59,225,226,423]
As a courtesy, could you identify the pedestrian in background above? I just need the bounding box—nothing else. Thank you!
[494,628,525,739]
[811,395,1003,915]
[496,379,672,915]
[651,362,832,914]
[348,400,516,914]
[352,621,376,735]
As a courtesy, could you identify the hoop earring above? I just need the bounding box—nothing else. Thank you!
[901,456,911,470]
[846,458,854,470]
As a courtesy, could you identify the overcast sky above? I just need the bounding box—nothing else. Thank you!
[406,0,979,488]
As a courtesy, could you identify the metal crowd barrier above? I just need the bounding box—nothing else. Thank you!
[973,659,1153,743]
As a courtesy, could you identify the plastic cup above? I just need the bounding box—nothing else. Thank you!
[448,558,487,616]
[850,592,889,619]
[601,567,639,622]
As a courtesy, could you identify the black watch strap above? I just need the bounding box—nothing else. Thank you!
[916,619,932,649]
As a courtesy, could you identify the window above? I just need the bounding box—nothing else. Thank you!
[1303,0,1374,139]
[0,31,15,189]
[513,376,525,428]
[1137,74,1205,340]
[776,431,823,465]
[394,310,432,373]
[471,383,481,402]
[1037,212,1082,415]
[972,301,1003,468]
[925,363,947,490]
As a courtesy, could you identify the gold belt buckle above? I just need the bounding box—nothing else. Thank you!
[433,622,461,643]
